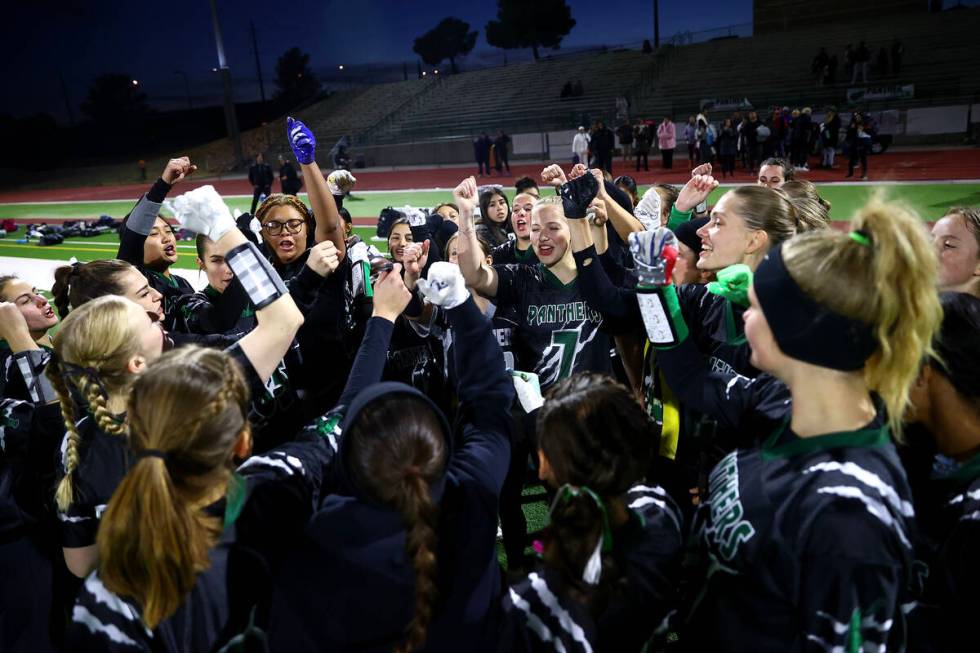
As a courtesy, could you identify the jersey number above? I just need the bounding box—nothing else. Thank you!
[550,329,580,380]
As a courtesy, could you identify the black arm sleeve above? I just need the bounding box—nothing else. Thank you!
[655,336,787,432]
[336,316,395,408]
[572,245,640,322]
[449,295,514,435]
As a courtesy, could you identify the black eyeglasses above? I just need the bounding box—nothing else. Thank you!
[262,219,305,235]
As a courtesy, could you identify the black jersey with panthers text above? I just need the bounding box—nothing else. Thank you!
[682,408,915,652]
[495,263,611,389]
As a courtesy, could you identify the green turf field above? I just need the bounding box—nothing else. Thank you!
[0,182,974,268]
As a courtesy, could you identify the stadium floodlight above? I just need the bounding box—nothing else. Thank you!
[339,65,345,70]
[208,0,243,167]
[132,79,139,86]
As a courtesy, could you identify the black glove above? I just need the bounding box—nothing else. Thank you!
[559,173,599,219]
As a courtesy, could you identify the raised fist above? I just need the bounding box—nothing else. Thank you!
[286,116,316,165]
[540,164,568,187]
[629,228,679,287]
[327,169,356,195]
[452,176,478,213]
[161,157,197,185]
[416,261,470,309]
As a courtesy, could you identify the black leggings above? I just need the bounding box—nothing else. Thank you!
[251,185,271,214]
[636,150,649,171]
[848,149,868,176]
[660,148,673,169]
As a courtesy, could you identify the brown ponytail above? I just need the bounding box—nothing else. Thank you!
[51,259,134,318]
[729,185,799,248]
[345,395,447,653]
[781,196,943,437]
[98,346,248,629]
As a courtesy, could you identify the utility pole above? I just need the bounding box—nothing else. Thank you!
[250,19,266,104]
[57,68,75,125]
[654,0,660,48]
[209,0,243,167]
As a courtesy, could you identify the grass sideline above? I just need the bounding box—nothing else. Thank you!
[0,180,972,272]
[1,183,976,224]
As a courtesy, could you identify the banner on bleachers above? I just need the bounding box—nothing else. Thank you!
[846,85,914,103]
[700,97,752,112]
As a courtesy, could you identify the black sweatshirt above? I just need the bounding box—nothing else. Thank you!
[117,179,194,333]
[269,297,515,652]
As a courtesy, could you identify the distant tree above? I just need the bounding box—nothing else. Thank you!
[412,17,477,74]
[485,0,576,61]
[274,47,320,105]
[80,74,149,123]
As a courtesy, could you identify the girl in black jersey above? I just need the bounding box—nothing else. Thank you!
[477,187,512,248]
[904,292,980,652]
[49,218,303,579]
[116,157,198,331]
[66,342,325,653]
[456,175,613,390]
[633,199,942,651]
[500,373,684,653]
[491,191,538,266]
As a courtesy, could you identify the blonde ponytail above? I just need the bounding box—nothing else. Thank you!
[781,196,943,437]
[98,346,248,629]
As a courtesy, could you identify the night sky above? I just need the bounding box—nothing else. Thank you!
[1,0,755,122]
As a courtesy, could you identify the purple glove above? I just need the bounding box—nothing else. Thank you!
[287,116,316,165]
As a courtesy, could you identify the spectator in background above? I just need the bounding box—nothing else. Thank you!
[473,132,492,177]
[137,159,146,181]
[560,81,572,99]
[656,116,675,170]
[891,39,904,75]
[278,155,302,196]
[767,108,786,158]
[572,79,584,97]
[494,130,511,176]
[617,122,634,164]
[717,118,738,178]
[684,115,697,170]
[791,107,812,171]
[591,120,615,174]
[852,41,870,83]
[846,112,871,180]
[820,107,841,169]
[812,47,829,84]
[828,53,839,84]
[642,39,653,54]
[876,47,889,78]
[744,111,762,171]
[572,126,590,165]
[844,44,854,82]
[248,153,274,214]
[633,120,651,172]
[514,175,539,198]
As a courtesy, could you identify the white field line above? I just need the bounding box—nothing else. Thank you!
[2,179,979,207]
[0,256,207,293]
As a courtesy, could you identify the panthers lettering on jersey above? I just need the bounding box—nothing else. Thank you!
[683,408,915,652]
[495,263,611,389]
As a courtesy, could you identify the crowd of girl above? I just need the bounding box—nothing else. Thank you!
[0,113,977,653]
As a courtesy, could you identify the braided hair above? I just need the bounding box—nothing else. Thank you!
[345,394,447,653]
[47,296,143,512]
[98,346,249,629]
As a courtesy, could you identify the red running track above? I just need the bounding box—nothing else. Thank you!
[1,148,978,205]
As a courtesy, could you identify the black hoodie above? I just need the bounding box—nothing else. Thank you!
[270,296,515,652]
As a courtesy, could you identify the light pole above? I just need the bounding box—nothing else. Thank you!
[174,70,193,110]
[208,0,243,167]
[654,0,660,48]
